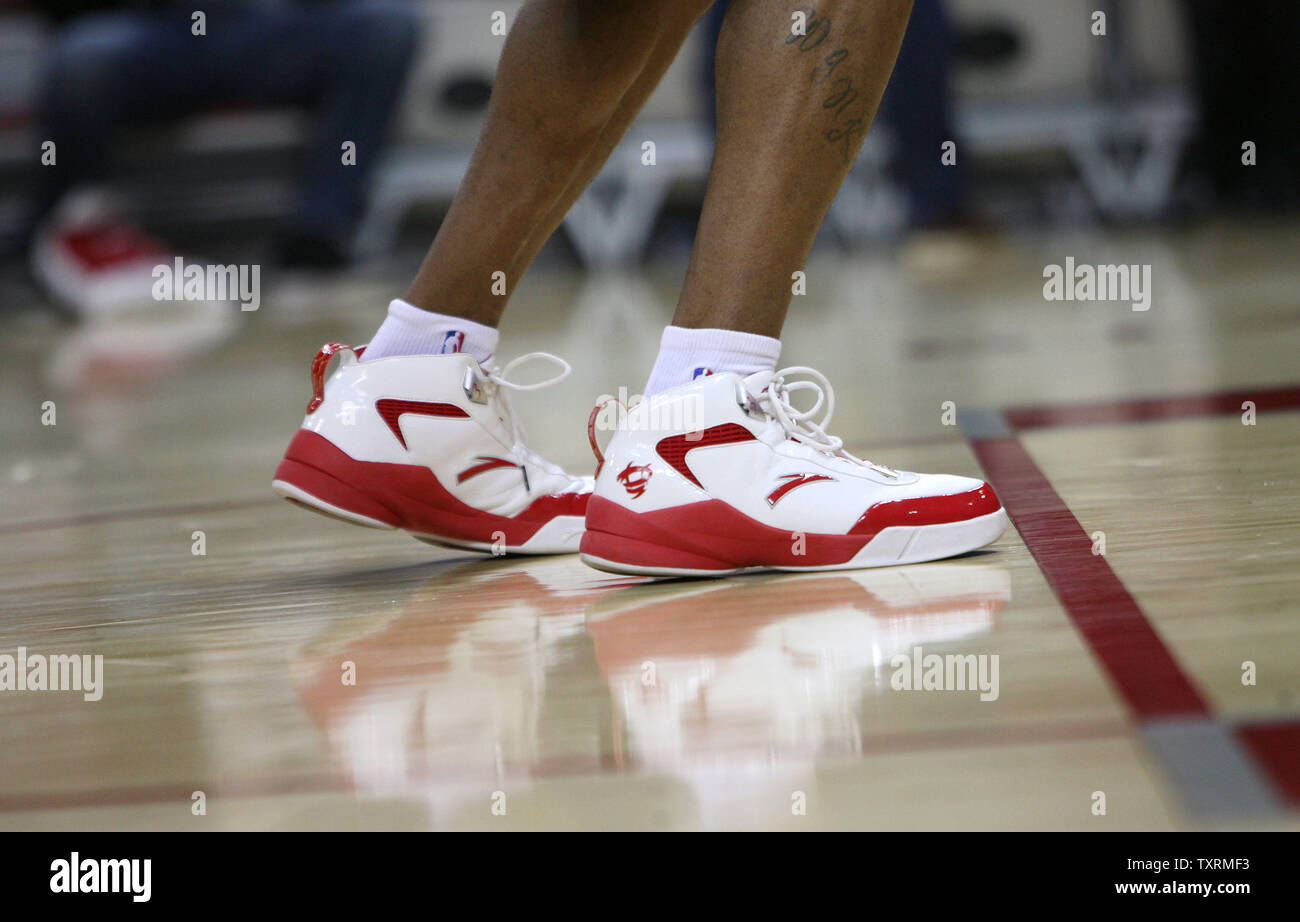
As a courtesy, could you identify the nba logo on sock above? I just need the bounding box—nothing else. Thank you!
[440,331,465,354]
[692,367,714,379]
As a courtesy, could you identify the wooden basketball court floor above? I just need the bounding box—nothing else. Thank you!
[2,220,1297,831]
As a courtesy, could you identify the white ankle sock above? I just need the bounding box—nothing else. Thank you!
[362,299,499,364]
[643,325,782,396]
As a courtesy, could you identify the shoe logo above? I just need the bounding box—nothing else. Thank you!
[766,472,836,507]
[616,463,653,499]
[692,367,714,379]
[375,398,469,449]
[440,331,466,354]
[457,456,520,484]
[655,423,757,488]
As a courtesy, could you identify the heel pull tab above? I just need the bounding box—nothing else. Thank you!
[586,397,625,478]
[306,342,359,413]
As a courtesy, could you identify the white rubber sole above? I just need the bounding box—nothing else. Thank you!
[580,508,1010,578]
[272,479,586,555]
[412,515,587,556]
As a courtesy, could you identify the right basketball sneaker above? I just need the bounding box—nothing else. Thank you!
[580,367,1008,576]
[273,343,592,554]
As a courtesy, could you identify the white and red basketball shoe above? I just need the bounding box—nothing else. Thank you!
[580,367,1008,576]
[32,192,227,320]
[273,343,592,554]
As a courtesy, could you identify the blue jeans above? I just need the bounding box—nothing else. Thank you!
[36,0,420,244]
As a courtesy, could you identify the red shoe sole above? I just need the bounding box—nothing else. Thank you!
[273,430,586,547]
[579,493,1007,576]
[580,495,873,572]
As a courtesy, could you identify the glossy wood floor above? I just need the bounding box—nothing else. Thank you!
[2,220,1298,830]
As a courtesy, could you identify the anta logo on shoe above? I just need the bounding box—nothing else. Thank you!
[457,456,520,483]
[440,331,466,354]
[766,472,836,507]
[375,398,470,449]
[616,463,653,499]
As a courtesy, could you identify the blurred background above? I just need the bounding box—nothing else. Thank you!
[0,0,1296,411]
[1,0,1296,324]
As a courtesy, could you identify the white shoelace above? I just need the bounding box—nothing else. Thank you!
[760,366,899,478]
[477,352,575,481]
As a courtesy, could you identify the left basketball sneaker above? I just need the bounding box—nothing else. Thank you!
[580,367,1008,576]
[273,343,592,554]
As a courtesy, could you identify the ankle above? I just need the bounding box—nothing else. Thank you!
[362,299,500,364]
[643,325,782,396]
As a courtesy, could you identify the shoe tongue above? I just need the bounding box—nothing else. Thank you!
[741,370,776,401]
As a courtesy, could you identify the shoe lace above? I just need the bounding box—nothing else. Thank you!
[477,352,575,480]
[759,366,899,478]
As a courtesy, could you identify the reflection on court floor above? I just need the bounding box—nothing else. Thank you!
[2,222,1297,830]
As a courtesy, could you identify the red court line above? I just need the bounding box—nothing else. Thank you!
[1235,721,1300,806]
[1004,384,1300,431]
[970,436,1210,720]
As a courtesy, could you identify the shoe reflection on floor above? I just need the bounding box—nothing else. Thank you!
[293,557,1009,828]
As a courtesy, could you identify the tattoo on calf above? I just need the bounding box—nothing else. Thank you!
[788,7,869,165]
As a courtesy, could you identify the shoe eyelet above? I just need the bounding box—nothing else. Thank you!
[735,381,763,420]
[463,367,489,404]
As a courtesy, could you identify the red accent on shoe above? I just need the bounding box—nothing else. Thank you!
[581,495,871,570]
[307,342,353,414]
[582,483,1001,571]
[849,485,1001,535]
[457,456,519,483]
[616,463,653,499]
[765,472,836,507]
[517,490,588,522]
[374,398,470,448]
[275,430,585,545]
[655,423,757,488]
[58,224,169,271]
[587,397,624,478]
